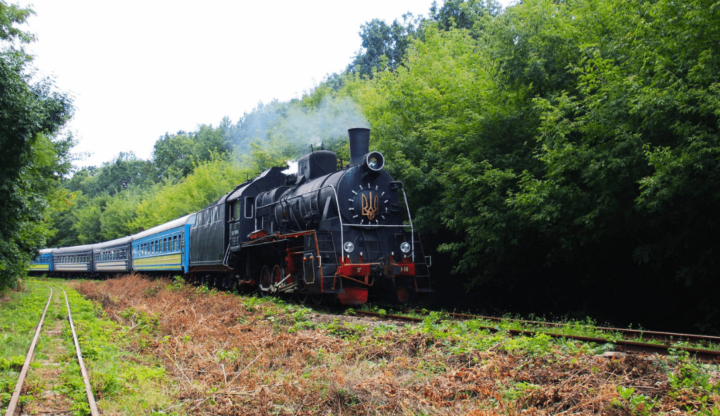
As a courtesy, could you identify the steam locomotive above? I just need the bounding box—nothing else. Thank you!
[31,128,431,305]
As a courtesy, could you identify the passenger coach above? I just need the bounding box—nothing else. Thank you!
[132,214,196,274]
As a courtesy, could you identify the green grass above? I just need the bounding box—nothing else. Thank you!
[356,305,720,352]
[0,279,51,408]
[59,281,179,415]
[1,278,181,416]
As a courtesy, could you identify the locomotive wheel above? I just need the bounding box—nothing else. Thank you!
[225,272,236,292]
[296,291,308,304]
[271,265,284,294]
[258,265,271,297]
[310,293,323,305]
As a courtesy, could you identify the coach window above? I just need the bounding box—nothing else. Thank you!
[245,197,254,218]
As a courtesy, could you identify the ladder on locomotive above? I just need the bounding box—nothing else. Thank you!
[315,231,338,268]
[411,233,431,292]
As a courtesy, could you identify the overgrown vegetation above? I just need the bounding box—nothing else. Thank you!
[0,280,49,408]
[1,280,177,415]
[76,275,720,415]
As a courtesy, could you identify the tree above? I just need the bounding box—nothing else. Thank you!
[347,14,422,78]
[67,152,156,197]
[429,0,501,31]
[0,1,73,287]
[153,117,234,179]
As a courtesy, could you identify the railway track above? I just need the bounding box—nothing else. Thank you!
[354,310,720,364]
[421,310,720,347]
[4,288,99,416]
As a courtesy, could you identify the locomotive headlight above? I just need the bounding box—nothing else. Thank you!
[365,151,385,171]
[400,242,411,254]
[344,242,355,253]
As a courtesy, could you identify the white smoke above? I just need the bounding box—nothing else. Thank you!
[283,160,298,175]
[274,96,370,146]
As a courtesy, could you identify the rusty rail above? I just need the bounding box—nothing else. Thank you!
[354,310,720,364]
[420,310,720,347]
[5,289,53,416]
[63,289,100,416]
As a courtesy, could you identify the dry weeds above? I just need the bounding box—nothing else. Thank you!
[76,275,719,415]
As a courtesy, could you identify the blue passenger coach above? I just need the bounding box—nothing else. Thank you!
[132,214,196,273]
[30,248,54,273]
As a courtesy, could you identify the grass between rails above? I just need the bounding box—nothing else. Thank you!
[1,278,178,415]
[77,275,720,415]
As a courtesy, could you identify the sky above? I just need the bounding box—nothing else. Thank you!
[16,0,507,167]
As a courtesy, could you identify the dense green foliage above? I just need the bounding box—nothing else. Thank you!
[346,0,720,331]
[0,1,73,288]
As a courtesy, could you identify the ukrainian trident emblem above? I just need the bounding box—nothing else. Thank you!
[361,192,379,220]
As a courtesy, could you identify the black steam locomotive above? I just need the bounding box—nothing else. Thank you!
[32,128,431,305]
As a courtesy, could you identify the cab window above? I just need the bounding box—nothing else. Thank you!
[245,197,254,218]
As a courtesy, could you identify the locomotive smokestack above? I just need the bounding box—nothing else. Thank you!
[348,128,370,165]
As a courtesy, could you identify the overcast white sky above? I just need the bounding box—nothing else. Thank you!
[17,0,509,167]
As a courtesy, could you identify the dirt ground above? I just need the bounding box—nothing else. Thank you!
[76,275,720,415]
